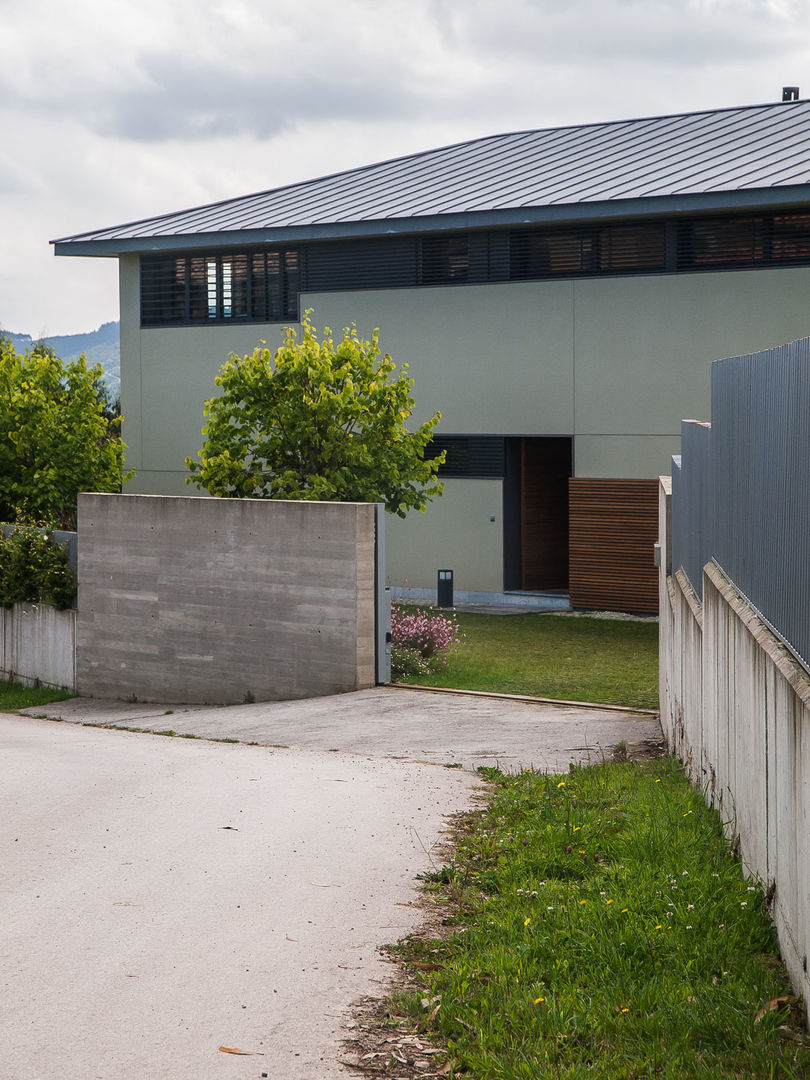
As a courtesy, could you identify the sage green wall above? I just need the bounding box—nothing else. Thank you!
[385,479,504,594]
[118,261,810,588]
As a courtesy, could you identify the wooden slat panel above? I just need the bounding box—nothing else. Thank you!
[569,479,659,613]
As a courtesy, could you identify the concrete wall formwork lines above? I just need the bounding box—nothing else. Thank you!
[76,493,379,704]
[0,603,76,690]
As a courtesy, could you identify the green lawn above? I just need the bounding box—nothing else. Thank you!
[0,679,73,712]
[392,759,810,1079]
[398,611,659,710]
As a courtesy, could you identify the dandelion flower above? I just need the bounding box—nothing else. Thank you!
[579,900,587,905]
[606,899,614,905]
[557,781,566,788]
[655,924,663,930]
[535,997,545,1004]
[621,1007,630,1013]
[621,908,629,913]
[524,917,531,926]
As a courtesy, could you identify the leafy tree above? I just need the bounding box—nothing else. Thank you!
[186,313,444,517]
[0,338,131,529]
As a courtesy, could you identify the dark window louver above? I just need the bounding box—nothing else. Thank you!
[424,436,505,478]
[677,213,810,268]
[421,236,470,284]
[140,250,301,326]
[139,210,810,328]
[510,222,666,279]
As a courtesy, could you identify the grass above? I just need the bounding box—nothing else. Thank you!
[391,758,809,1079]
[397,611,659,710]
[0,678,73,711]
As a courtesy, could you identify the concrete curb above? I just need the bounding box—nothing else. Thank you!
[390,682,660,717]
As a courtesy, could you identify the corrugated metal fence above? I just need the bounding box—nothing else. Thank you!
[671,337,810,671]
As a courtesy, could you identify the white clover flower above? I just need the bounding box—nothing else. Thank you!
[687,904,695,911]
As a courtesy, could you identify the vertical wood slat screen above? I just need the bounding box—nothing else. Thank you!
[568,479,659,613]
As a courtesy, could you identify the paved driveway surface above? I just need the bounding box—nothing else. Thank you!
[3,689,661,1079]
[26,685,662,772]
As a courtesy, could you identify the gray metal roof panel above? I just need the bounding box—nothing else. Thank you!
[53,100,810,251]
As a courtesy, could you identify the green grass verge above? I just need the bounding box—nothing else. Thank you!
[399,612,659,710]
[0,678,73,711]
[393,759,808,1079]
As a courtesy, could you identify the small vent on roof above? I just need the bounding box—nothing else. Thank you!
[783,86,800,101]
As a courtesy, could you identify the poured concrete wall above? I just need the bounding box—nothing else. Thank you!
[659,483,810,1022]
[0,603,76,690]
[77,493,377,704]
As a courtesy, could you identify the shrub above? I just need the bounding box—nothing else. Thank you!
[390,643,434,681]
[390,604,463,677]
[0,525,77,609]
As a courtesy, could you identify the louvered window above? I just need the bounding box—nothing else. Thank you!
[678,213,810,267]
[421,236,470,284]
[140,250,301,326]
[140,210,810,327]
[424,436,505,478]
[510,222,666,279]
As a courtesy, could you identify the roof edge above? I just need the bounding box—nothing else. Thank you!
[53,185,810,258]
[52,98,810,248]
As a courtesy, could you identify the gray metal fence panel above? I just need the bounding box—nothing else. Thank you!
[710,339,810,670]
[671,424,713,599]
[672,337,810,670]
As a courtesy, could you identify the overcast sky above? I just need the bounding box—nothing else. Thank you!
[2,0,808,335]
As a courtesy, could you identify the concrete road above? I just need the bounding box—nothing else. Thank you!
[4,689,662,1078]
[1,715,474,1080]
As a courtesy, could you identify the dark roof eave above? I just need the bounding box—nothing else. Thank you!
[52,184,810,257]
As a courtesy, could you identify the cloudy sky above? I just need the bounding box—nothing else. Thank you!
[2,0,808,335]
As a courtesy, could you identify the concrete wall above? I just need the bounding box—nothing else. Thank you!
[659,480,810,1022]
[119,259,810,590]
[0,603,76,690]
[77,492,378,704]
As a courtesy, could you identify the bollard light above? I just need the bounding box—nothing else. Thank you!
[437,569,454,608]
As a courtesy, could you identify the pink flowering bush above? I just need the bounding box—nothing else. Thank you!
[390,603,464,679]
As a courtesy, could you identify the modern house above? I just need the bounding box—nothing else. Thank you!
[53,97,810,613]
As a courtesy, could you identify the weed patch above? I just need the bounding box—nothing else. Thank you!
[0,678,72,711]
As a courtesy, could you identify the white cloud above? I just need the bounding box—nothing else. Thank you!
[2,0,810,332]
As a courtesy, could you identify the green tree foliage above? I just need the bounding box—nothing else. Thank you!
[186,313,444,516]
[0,339,130,529]
[0,525,77,609]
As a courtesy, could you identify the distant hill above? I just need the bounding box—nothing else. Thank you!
[3,321,120,394]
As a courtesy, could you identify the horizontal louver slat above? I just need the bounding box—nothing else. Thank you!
[424,436,506,478]
[568,479,659,614]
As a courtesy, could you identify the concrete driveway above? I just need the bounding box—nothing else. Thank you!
[25,685,662,772]
[3,689,661,1079]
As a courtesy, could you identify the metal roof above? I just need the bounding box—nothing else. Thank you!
[54,99,810,255]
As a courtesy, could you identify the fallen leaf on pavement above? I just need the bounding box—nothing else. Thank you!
[218,1045,263,1055]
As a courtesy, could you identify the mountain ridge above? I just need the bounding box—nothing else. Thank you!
[3,321,120,391]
